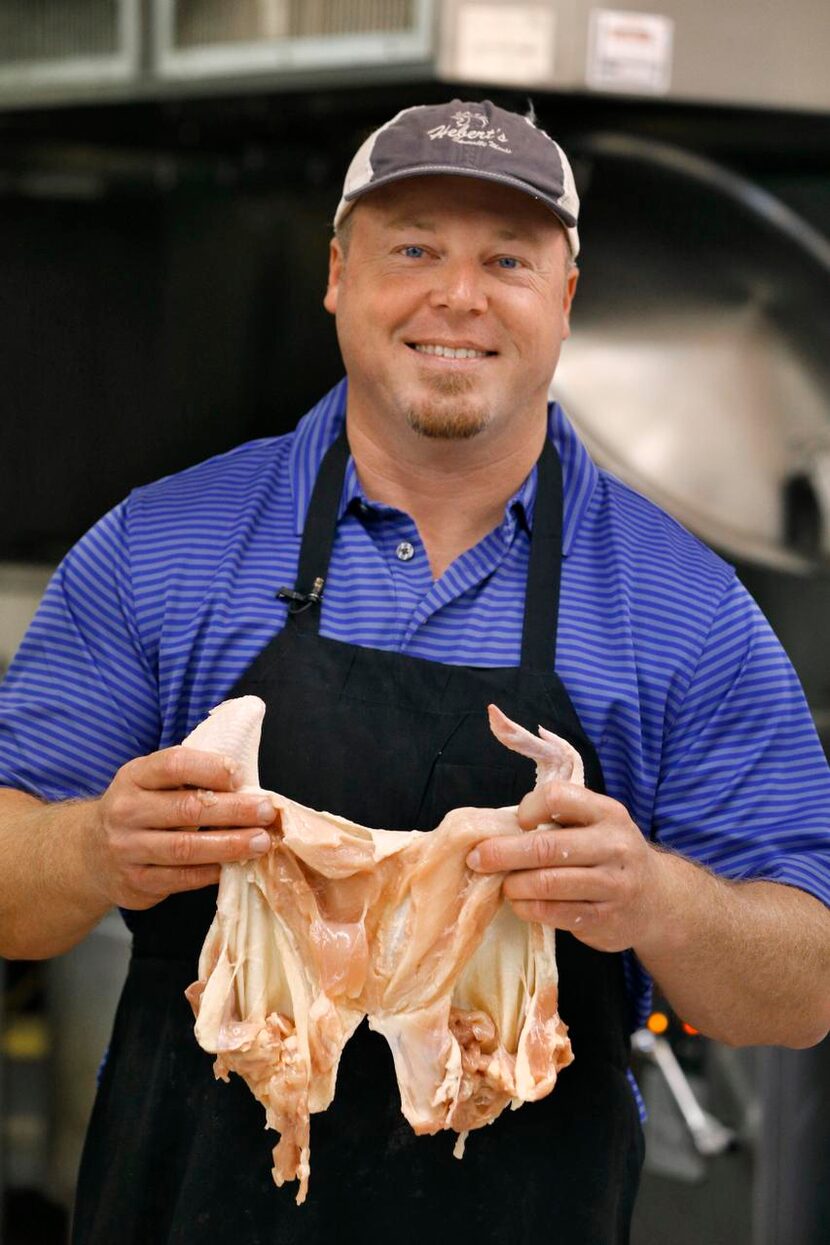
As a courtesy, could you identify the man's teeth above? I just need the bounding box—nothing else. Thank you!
[413,344,488,359]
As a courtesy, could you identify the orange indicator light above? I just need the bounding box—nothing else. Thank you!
[681,1022,699,1036]
[646,1011,669,1035]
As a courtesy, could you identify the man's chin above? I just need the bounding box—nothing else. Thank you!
[405,404,491,441]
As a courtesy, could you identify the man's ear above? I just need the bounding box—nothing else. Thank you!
[561,266,579,341]
[323,239,344,316]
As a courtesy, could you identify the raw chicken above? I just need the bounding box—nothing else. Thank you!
[184,697,578,1203]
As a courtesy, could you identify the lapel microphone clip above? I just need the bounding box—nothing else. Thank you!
[276,576,325,613]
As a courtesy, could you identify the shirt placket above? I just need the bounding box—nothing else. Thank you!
[344,459,529,653]
[399,516,522,649]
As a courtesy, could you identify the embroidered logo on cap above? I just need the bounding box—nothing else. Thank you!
[426,110,512,154]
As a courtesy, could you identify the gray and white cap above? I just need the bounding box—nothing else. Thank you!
[334,99,580,258]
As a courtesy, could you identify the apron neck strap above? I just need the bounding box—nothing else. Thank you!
[282,425,564,670]
[521,436,564,673]
[277,429,349,630]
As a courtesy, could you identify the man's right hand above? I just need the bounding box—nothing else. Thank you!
[87,745,276,910]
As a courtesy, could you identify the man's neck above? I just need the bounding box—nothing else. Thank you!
[346,417,548,581]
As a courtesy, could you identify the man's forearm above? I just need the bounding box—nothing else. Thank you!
[0,790,111,959]
[635,852,830,1048]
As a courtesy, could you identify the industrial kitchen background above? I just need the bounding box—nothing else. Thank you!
[1,1,828,1242]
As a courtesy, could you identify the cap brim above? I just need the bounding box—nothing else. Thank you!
[335,165,579,255]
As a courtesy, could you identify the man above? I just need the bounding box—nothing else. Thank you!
[0,100,828,1244]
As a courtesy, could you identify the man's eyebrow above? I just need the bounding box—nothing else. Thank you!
[384,215,436,231]
[494,226,541,243]
[383,217,538,243]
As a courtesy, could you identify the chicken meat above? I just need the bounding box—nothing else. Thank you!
[184,696,578,1203]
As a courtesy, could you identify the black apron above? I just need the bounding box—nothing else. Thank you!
[73,432,643,1245]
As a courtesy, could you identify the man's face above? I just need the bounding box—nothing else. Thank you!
[323,175,578,445]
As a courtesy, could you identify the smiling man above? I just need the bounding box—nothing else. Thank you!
[324,173,579,585]
[0,100,828,1245]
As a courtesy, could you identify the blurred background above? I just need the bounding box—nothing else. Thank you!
[0,2,828,1242]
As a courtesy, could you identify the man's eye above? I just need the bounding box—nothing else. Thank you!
[401,245,426,259]
[496,256,521,269]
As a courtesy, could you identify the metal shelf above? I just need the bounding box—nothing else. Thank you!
[0,0,435,109]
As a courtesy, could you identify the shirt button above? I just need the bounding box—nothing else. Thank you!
[395,541,416,562]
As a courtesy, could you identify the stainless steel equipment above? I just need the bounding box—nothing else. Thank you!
[553,132,830,575]
[439,0,830,112]
[2,0,829,113]
[632,1029,736,1158]
[0,0,140,96]
[155,0,434,81]
[0,0,436,108]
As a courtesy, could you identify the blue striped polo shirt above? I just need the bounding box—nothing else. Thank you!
[1,378,829,1032]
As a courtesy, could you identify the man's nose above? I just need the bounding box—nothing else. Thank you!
[428,258,488,314]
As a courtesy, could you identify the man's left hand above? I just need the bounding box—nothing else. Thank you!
[466,782,662,952]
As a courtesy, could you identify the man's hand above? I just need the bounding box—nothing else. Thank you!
[466,780,660,951]
[86,746,276,911]
[467,776,830,1048]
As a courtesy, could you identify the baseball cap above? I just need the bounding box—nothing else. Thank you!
[333,99,580,258]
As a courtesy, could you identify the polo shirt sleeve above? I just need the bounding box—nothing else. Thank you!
[0,502,161,801]
[652,574,830,908]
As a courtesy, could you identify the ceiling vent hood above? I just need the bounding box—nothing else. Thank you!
[155,0,434,81]
[0,0,827,112]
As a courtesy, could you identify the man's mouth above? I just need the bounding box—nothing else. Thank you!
[406,342,496,360]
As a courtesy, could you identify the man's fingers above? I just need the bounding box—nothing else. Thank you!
[122,746,243,793]
[509,898,599,931]
[517,780,614,831]
[107,787,278,832]
[120,827,273,869]
[503,866,605,904]
[467,827,608,873]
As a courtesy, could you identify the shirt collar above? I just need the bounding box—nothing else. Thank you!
[289,377,598,557]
